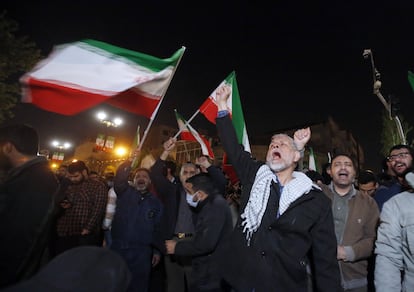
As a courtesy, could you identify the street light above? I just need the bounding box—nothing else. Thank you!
[51,140,72,150]
[96,111,123,127]
[50,140,72,165]
[95,111,123,152]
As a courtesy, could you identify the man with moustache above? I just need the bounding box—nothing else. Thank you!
[0,124,59,288]
[321,154,379,291]
[54,160,108,255]
[110,160,163,292]
[214,85,341,292]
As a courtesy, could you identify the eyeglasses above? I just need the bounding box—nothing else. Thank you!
[387,152,411,162]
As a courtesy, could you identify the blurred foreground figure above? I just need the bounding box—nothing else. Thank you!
[3,246,131,292]
[0,124,59,288]
[374,169,414,292]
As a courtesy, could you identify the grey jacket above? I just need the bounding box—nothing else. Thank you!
[375,190,414,292]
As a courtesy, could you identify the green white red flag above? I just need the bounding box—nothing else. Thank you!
[199,71,250,152]
[308,147,317,171]
[175,110,214,159]
[199,71,250,184]
[20,39,185,118]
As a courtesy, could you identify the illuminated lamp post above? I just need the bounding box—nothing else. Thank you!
[95,111,123,152]
[50,140,72,169]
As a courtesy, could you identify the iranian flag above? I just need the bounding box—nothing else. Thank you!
[21,39,185,118]
[175,110,214,159]
[199,71,250,152]
[308,147,317,171]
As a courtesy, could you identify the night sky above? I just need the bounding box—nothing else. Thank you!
[3,0,414,171]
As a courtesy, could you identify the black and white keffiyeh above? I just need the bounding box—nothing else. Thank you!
[240,165,317,245]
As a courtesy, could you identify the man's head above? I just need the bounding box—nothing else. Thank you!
[179,162,199,189]
[185,173,216,205]
[56,165,68,179]
[357,170,379,196]
[0,124,39,171]
[386,144,414,178]
[305,170,324,185]
[132,168,151,192]
[327,153,356,195]
[67,160,89,184]
[89,171,100,181]
[265,133,301,173]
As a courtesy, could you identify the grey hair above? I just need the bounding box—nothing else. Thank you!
[270,134,298,151]
[179,162,198,176]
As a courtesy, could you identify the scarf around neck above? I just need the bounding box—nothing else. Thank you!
[240,165,316,245]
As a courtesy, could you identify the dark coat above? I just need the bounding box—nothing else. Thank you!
[0,156,59,288]
[216,115,341,292]
[150,158,227,246]
[174,193,233,291]
[111,161,163,250]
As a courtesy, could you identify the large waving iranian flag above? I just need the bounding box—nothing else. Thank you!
[21,39,185,118]
[199,71,251,152]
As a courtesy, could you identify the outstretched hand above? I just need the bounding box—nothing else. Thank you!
[293,127,311,151]
[215,84,232,110]
[163,137,177,152]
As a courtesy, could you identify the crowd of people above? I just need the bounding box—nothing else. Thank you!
[1,84,414,291]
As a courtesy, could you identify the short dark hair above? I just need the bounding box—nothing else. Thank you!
[387,144,414,160]
[133,167,151,177]
[305,170,324,183]
[358,170,378,185]
[68,160,88,174]
[186,173,218,196]
[330,153,356,168]
[0,124,39,155]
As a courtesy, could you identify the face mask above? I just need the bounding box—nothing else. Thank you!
[186,193,199,208]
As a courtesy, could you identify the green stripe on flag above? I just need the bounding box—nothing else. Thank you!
[408,71,414,92]
[226,71,247,146]
[81,39,185,72]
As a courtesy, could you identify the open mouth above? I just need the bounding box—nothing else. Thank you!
[272,151,281,159]
[338,172,348,178]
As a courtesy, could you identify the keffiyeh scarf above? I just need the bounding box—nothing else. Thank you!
[241,165,317,245]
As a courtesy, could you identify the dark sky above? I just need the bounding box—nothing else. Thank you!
[3,0,414,171]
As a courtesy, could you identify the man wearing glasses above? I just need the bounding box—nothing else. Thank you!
[374,144,414,211]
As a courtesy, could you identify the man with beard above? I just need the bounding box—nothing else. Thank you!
[0,124,59,288]
[214,85,341,292]
[321,154,379,291]
[110,161,163,292]
[54,160,107,255]
[374,144,414,211]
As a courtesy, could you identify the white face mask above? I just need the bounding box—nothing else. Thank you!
[186,193,199,208]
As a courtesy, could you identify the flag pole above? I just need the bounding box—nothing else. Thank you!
[130,125,140,169]
[138,46,186,151]
[173,109,200,139]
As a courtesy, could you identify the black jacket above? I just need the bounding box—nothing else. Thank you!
[175,193,233,291]
[0,157,59,288]
[216,115,341,292]
[150,158,227,247]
